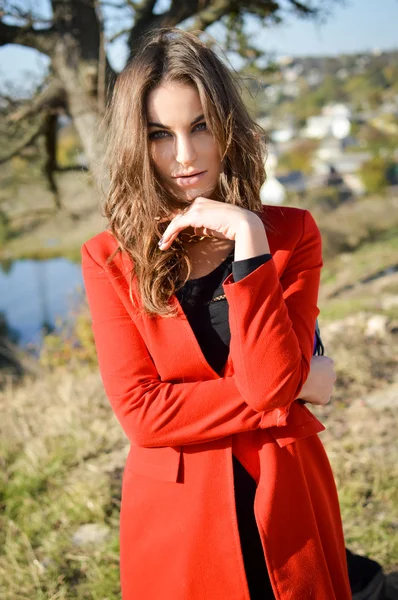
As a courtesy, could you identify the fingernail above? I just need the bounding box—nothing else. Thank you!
[158,237,164,247]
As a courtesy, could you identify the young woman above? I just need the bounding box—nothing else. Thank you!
[82,28,351,600]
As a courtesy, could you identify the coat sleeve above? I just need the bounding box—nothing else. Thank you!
[223,209,322,420]
[81,244,287,448]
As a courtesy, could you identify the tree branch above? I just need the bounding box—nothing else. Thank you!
[8,80,66,122]
[288,0,318,16]
[108,26,131,43]
[0,3,52,27]
[128,0,315,59]
[0,117,44,164]
[188,0,236,31]
[134,0,158,21]
[100,0,137,8]
[127,0,210,57]
[0,20,55,55]
[55,164,89,172]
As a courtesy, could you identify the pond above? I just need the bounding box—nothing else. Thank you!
[0,257,84,348]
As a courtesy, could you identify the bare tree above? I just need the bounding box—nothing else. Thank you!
[0,0,336,205]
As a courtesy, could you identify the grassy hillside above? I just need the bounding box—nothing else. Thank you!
[0,164,104,261]
[1,193,398,599]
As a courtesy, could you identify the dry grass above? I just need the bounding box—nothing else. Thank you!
[321,320,398,405]
[312,194,398,263]
[316,326,398,572]
[1,320,397,598]
[1,189,397,597]
[0,169,105,261]
[320,393,398,570]
[0,368,127,600]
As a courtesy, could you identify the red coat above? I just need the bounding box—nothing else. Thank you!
[82,205,351,600]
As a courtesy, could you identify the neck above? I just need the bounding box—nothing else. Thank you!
[182,237,234,261]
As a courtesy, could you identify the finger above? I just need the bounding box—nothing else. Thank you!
[155,204,191,225]
[159,215,191,249]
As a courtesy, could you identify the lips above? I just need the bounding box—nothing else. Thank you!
[173,170,206,179]
[173,170,207,188]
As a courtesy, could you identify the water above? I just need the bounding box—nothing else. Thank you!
[0,257,84,348]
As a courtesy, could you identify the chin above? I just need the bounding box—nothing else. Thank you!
[187,183,218,201]
[185,190,202,200]
[178,188,203,201]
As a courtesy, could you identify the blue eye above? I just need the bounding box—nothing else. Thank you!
[149,130,170,140]
[149,123,207,140]
[193,122,207,132]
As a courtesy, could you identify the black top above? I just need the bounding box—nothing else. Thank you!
[176,250,272,373]
[176,249,275,600]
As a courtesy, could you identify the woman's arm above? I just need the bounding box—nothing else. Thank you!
[160,201,322,419]
[297,355,336,406]
[224,209,322,417]
[233,258,334,407]
[82,244,285,448]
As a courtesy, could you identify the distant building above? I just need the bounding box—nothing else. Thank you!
[316,136,343,162]
[282,82,300,98]
[264,85,280,103]
[344,174,366,195]
[257,116,271,131]
[312,152,372,177]
[306,69,323,87]
[261,152,286,205]
[302,104,351,140]
[276,170,307,194]
[283,63,303,82]
[260,178,286,205]
[303,116,332,139]
[336,68,349,80]
[323,104,351,119]
[378,102,398,116]
[270,120,296,143]
[271,129,295,144]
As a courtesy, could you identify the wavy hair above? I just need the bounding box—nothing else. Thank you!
[103,28,266,316]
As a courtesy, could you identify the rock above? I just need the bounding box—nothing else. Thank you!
[365,314,389,338]
[364,379,398,410]
[72,523,110,547]
[323,312,368,336]
[381,295,398,311]
[388,319,398,335]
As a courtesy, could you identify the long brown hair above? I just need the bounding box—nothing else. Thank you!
[103,28,266,316]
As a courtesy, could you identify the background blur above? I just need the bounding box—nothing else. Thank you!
[0,1,397,598]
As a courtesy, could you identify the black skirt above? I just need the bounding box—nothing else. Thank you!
[233,456,275,600]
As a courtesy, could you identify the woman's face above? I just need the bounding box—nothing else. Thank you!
[146,82,222,202]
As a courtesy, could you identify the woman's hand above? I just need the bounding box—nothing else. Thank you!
[158,197,263,250]
[297,355,336,406]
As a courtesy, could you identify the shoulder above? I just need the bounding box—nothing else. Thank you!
[259,204,319,234]
[259,204,321,249]
[81,230,120,267]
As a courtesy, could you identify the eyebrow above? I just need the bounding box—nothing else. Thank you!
[147,113,205,129]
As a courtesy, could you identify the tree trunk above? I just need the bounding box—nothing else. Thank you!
[50,0,112,190]
[55,58,105,189]
[43,112,62,209]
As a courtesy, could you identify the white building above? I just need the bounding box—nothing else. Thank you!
[270,123,296,143]
[302,104,351,140]
[312,151,372,177]
[260,152,286,205]
[303,115,334,139]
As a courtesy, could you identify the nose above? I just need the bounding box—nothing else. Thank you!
[175,133,196,166]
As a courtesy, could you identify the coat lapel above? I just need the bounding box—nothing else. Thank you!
[108,246,223,382]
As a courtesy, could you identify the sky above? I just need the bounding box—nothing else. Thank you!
[249,0,398,57]
[0,0,397,95]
